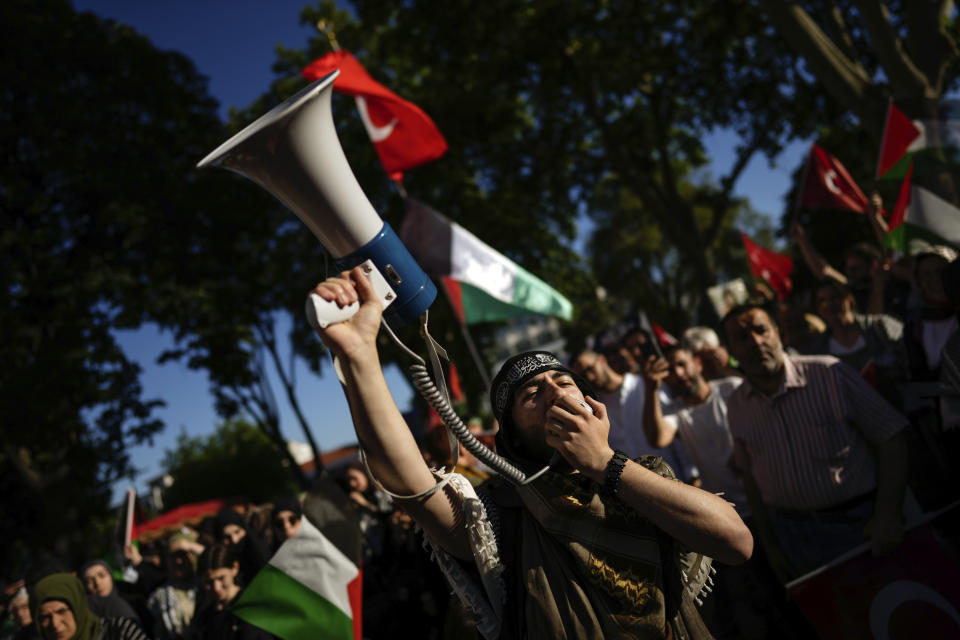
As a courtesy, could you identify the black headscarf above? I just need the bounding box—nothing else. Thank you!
[270,497,302,521]
[213,508,245,533]
[79,560,141,624]
[489,350,595,469]
[213,508,270,585]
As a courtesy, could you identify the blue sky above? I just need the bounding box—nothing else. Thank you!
[71,1,806,498]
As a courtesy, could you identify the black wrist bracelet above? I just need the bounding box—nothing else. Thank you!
[601,450,629,497]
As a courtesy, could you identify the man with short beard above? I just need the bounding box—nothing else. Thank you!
[642,348,813,640]
[572,348,696,482]
[640,345,747,516]
[722,303,910,582]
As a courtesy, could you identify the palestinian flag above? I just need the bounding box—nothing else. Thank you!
[399,198,573,324]
[652,322,678,346]
[877,102,960,253]
[876,102,923,179]
[232,483,363,640]
[885,159,960,254]
[877,102,960,181]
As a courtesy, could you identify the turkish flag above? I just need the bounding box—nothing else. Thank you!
[799,144,868,213]
[740,233,793,300]
[302,50,448,181]
[788,522,960,639]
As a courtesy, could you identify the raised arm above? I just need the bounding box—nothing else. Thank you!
[866,191,890,246]
[641,355,679,448]
[312,268,471,560]
[550,394,753,565]
[790,222,848,284]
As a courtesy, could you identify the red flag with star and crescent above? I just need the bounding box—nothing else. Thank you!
[302,50,448,182]
[787,520,960,639]
[741,232,793,300]
[798,144,868,214]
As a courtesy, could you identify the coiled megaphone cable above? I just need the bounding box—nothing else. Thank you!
[379,317,554,487]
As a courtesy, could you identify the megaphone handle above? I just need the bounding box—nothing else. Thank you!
[306,293,360,331]
[305,259,397,331]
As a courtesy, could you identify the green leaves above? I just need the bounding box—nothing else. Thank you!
[0,0,235,575]
[161,420,299,508]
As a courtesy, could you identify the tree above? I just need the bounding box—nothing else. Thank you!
[761,1,959,132]
[0,0,316,577]
[235,1,821,354]
[758,3,960,279]
[160,419,300,509]
[0,0,216,577]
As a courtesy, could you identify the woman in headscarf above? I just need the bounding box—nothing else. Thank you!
[212,511,269,588]
[905,245,959,380]
[187,546,272,640]
[29,573,149,640]
[269,498,302,552]
[79,562,141,626]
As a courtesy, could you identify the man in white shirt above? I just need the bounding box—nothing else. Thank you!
[572,348,696,481]
[640,344,748,516]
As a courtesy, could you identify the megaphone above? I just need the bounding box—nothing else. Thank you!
[196,70,436,329]
[197,71,540,487]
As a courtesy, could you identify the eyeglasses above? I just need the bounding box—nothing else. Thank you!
[274,515,300,527]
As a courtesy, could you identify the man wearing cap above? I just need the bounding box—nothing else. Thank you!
[311,269,752,640]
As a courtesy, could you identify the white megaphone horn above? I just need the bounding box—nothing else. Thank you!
[197,70,436,329]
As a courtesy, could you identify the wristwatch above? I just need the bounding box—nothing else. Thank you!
[601,449,629,497]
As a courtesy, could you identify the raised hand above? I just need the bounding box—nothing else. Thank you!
[642,355,670,389]
[309,267,384,360]
[545,394,613,481]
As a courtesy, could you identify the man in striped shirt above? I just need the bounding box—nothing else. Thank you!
[722,303,909,581]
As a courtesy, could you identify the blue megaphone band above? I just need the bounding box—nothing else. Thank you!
[332,222,436,328]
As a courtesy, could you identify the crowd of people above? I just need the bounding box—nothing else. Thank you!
[4,196,959,640]
[1,480,452,640]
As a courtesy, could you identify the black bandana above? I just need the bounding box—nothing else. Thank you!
[491,352,571,420]
[490,351,595,468]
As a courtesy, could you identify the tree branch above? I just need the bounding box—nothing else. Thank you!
[905,0,958,97]
[820,0,860,63]
[562,48,684,245]
[228,386,274,437]
[852,0,933,100]
[704,136,763,247]
[645,88,713,287]
[254,320,325,470]
[760,0,884,135]
[229,385,308,488]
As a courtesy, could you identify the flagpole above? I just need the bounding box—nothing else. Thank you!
[439,280,493,390]
[875,98,893,180]
[316,20,340,51]
[790,144,814,227]
[395,191,493,390]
